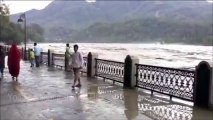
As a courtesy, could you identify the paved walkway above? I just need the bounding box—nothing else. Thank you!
[0,61,213,120]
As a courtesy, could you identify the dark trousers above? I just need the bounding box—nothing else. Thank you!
[35,56,40,67]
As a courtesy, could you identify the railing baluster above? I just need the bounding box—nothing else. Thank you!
[95,58,124,83]
[135,63,195,101]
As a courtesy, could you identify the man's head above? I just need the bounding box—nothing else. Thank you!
[34,43,37,46]
[73,44,78,52]
[66,43,69,47]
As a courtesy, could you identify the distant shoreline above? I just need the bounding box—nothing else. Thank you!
[34,42,213,47]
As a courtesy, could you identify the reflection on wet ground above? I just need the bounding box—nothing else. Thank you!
[0,61,212,120]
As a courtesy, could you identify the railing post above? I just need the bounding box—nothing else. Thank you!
[21,47,24,59]
[131,56,139,88]
[52,53,55,66]
[87,52,98,77]
[211,66,213,110]
[87,52,92,77]
[123,55,132,88]
[65,52,68,71]
[48,49,50,66]
[194,61,213,109]
[48,49,54,67]
[23,49,29,61]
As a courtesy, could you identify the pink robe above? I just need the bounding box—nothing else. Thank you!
[8,44,21,77]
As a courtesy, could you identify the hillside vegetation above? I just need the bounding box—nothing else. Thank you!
[10,1,213,45]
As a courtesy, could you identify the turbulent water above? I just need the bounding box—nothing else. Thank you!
[27,43,213,70]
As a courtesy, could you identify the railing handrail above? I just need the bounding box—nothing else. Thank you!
[52,53,65,57]
[135,63,195,73]
[41,52,48,55]
[95,58,124,64]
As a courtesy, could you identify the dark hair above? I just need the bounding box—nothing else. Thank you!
[66,43,69,47]
[74,44,78,48]
[34,43,37,46]
[30,49,33,51]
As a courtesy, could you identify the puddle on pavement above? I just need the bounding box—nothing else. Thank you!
[79,85,213,120]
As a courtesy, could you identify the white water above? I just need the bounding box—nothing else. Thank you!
[27,43,213,69]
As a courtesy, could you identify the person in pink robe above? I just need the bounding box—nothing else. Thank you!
[8,43,21,81]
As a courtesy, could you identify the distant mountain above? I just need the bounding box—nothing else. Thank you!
[69,18,212,45]
[10,1,213,44]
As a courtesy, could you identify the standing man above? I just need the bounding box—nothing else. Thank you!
[65,43,70,71]
[71,44,83,89]
[34,43,41,67]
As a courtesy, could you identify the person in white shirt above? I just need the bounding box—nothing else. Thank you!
[34,43,41,67]
[70,44,83,89]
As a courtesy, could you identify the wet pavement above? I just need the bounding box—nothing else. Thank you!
[0,61,213,120]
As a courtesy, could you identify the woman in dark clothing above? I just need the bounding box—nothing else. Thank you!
[8,43,21,81]
[0,45,5,80]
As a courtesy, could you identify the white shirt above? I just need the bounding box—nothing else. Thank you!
[34,46,41,56]
[65,47,70,57]
[71,52,83,68]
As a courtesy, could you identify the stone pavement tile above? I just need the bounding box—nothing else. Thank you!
[0,105,23,120]
[47,96,151,120]
[0,82,29,106]
[2,89,152,120]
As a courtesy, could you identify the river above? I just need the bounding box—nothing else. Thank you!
[26,43,213,70]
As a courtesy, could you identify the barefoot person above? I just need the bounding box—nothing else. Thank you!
[8,43,21,81]
[71,44,83,89]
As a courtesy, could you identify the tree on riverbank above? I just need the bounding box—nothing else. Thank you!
[0,2,44,44]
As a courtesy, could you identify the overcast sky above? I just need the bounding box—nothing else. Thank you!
[3,0,213,14]
[4,1,53,14]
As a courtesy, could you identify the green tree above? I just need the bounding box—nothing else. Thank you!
[0,2,10,24]
[0,1,10,43]
[1,1,44,44]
